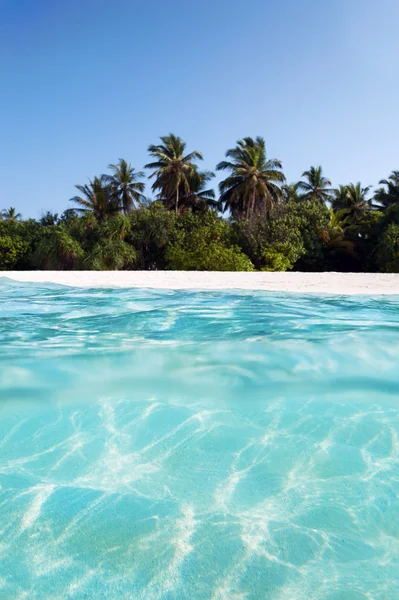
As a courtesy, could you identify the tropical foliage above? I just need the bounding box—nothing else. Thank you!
[145,134,206,214]
[217,137,285,220]
[70,176,120,221]
[104,159,145,214]
[1,136,399,272]
[374,171,399,210]
[332,183,372,223]
[298,166,334,205]
[1,207,22,221]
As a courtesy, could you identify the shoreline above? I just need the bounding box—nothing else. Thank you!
[1,271,399,295]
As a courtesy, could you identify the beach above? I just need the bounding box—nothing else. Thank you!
[2,270,399,294]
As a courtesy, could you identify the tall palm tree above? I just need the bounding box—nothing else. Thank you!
[332,183,372,223]
[104,159,145,214]
[1,207,22,221]
[216,137,285,220]
[179,170,220,213]
[373,171,399,210]
[332,185,351,211]
[298,166,333,204]
[145,134,203,214]
[70,176,120,221]
[282,183,301,203]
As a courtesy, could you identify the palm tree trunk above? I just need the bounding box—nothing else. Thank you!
[250,189,256,219]
[175,186,179,214]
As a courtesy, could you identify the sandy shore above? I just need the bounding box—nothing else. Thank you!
[1,271,399,294]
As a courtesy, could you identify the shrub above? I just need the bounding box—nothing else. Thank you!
[375,223,399,272]
[233,205,305,271]
[0,235,29,269]
[34,227,84,270]
[166,211,254,271]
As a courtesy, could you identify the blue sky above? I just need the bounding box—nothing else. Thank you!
[1,0,398,217]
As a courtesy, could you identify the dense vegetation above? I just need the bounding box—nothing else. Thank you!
[1,135,399,272]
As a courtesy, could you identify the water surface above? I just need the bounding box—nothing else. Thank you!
[1,280,398,599]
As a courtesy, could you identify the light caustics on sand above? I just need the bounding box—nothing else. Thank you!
[0,280,399,599]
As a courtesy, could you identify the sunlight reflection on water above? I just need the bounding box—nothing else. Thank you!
[1,280,399,599]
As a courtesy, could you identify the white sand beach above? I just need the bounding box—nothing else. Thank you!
[2,271,399,294]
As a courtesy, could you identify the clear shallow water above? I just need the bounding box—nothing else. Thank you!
[0,279,399,600]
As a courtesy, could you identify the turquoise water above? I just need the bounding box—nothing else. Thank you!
[1,280,399,600]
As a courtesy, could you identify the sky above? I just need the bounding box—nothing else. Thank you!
[0,0,398,218]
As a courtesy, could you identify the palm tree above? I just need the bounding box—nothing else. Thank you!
[298,166,333,204]
[320,208,350,242]
[332,183,372,223]
[85,215,138,270]
[1,207,22,221]
[104,159,145,214]
[34,226,84,270]
[145,134,203,214]
[373,171,399,210]
[332,185,351,211]
[179,170,220,213]
[70,176,120,221]
[217,137,285,220]
[320,208,358,267]
[282,183,301,203]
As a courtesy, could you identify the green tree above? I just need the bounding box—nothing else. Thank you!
[321,208,350,238]
[34,226,84,270]
[145,134,203,214]
[0,236,28,268]
[375,223,399,272]
[85,238,137,270]
[233,203,305,271]
[104,159,145,214]
[128,203,176,269]
[0,218,46,269]
[319,208,359,270]
[298,166,333,204]
[166,211,254,271]
[291,199,330,270]
[33,214,139,271]
[1,207,22,221]
[70,176,120,221]
[74,214,138,271]
[332,185,351,211]
[282,183,301,203]
[374,171,399,210]
[179,170,219,213]
[217,137,285,220]
[40,211,59,226]
[332,183,372,224]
